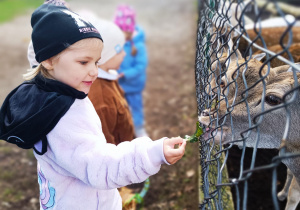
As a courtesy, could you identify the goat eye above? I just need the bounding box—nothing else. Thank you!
[220,81,225,89]
[265,95,283,106]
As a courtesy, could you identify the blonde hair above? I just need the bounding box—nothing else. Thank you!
[23,64,53,81]
[23,38,103,81]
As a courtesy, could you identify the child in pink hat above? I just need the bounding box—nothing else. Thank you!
[114,4,149,138]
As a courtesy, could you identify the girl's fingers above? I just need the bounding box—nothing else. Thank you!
[170,137,184,145]
[164,137,187,164]
[168,137,184,148]
[169,140,186,155]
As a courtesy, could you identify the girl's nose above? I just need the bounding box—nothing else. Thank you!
[89,65,98,77]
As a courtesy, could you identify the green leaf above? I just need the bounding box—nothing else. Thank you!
[185,122,203,143]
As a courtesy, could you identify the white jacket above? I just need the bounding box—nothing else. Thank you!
[34,97,167,210]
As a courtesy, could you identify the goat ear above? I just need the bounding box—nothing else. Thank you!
[230,49,243,62]
[287,63,300,72]
[252,53,266,61]
[272,64,291,75]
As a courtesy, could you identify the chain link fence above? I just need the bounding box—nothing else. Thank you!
[195,0,300,209]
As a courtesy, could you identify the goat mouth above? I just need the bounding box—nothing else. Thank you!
[198,115,231,143]
[201,126,230,143]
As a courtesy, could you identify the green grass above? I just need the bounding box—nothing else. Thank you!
[0,0,43,23]
[0,146,13,154]
[0,170,15,182]
[1,187,23,202]
[26,149,35,160]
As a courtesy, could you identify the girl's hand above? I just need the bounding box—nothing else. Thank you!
[163,137,186,164]
[118,72,124,79]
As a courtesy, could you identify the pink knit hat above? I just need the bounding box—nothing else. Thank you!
[113,4,136,33]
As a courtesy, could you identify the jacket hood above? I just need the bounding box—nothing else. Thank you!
[132,25,145,43]
[0,74,86,155]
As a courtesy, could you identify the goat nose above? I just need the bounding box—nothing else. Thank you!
[201,110,210,116]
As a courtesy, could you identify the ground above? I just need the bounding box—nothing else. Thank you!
[0,0,199,210]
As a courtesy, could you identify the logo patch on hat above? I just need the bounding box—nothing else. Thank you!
[62,9,99,34]
[62,9,90,27]
[44,0,67,6]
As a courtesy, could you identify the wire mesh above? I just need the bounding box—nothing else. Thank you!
[196,0,300,209]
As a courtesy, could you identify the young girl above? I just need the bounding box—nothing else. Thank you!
[113,4,149,138]
[28,8,135,146]
[0,3,186,210]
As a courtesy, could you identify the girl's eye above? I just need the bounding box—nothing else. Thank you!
[79,61,88,65]
[265,95,283,106]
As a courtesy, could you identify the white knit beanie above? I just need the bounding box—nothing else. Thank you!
[78,10,125,65]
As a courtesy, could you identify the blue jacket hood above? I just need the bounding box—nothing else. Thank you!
[132,25,145,43]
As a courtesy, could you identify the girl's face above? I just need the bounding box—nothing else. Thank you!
[44,38,103,94]
[123,31,133,41]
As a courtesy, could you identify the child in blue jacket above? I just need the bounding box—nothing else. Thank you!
[114,4,148,137]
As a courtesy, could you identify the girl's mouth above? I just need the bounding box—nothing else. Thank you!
[83,81,93,86]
